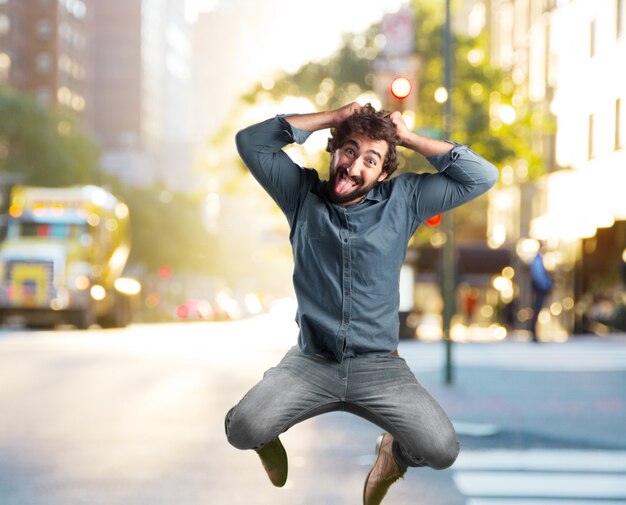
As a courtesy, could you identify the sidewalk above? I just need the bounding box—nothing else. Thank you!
[398,336,626,451]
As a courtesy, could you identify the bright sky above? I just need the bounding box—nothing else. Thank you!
[187,0,408,139]
[188,0,406,75]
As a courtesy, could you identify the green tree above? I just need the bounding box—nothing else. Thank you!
[0,86,215,276]
[243,1,551,178]
[108,181,216,275]
[0,86,100,187]
[238,1,553,245]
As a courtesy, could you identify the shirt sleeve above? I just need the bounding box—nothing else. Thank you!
[235,115,314,221]
[409,141,499,223]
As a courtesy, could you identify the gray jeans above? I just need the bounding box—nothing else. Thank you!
[225,346,459,470]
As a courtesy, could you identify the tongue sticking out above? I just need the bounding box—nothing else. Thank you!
[335,175,356,195]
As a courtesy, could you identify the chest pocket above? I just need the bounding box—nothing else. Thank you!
[349,209,408,292]
[297,197,341,242]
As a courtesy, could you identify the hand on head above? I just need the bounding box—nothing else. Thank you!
[334,103,408,143]
[389,111,411,147]
[333,102,364,125]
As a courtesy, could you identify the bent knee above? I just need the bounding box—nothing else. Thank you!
[225,406,273,450]
[427,438,460,470]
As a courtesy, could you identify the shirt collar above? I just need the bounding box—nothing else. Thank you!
[364,184,384,202]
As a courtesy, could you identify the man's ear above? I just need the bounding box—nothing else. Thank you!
[377,171,388,182]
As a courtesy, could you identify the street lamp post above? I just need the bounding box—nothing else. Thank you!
[442,0,455,385]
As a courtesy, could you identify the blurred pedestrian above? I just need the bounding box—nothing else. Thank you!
[463,287,479,323]
[529,249,553,342]
[620,248,626,287]
[225,102,498,504]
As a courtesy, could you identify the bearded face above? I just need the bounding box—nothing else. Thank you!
[327,134,388,206]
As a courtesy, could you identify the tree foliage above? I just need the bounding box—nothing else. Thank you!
[0,86,213,276]
[0,86,100,187]
[242,0,552,179]
[103,179,216,275]
[236,1,553,247]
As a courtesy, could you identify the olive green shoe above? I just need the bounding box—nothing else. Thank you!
[363,433,406,505]
[255,437,288,487]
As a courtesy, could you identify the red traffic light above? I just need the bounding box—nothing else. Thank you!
[390,76,412,100]
[426,214,442,227]
[159,265,172,279]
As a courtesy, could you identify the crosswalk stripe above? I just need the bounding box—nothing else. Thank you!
[453,472,626,499]
[466,500,621,505]
[399,340,626,371]
[454,353,626,371]
[452,421,500,437]
[454,449,626,472]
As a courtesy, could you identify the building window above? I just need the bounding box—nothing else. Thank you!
[544,23,551,92]
[617,98,623,150]
[60,0,87,19]
[588,114,595,159]
[35,52,53,74]
[0,52,10,84]
[590,19,596,58]
[618,0,624,39]
[36,19,52,40]
[0,14,10,36]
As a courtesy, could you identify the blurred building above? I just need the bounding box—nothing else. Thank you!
[91,0,194,190]
[190,5,248,146]
[0,0,196,190]
[0,0,91,124]
[487,0,626,337]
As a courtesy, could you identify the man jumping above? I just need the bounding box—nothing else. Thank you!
[225,102,498,504]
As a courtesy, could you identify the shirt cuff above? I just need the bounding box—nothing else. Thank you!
[426,141,466,172]
[277,114,313,145]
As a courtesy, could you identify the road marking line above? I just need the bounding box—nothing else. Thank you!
[466,500,623,505]
[400,343,626,371]
[454,472,626,499]
[454,450,626,472]
[452,421,500,437]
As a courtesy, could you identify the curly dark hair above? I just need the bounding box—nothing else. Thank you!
[326,103,400,176]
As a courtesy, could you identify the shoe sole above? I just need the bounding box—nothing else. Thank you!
[271,437,288,487]
[276,438,288,487]
[375,433,385,455]
[363,433,388,505]
[257,437,288,488]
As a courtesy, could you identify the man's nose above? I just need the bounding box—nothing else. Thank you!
[347,158,364,175]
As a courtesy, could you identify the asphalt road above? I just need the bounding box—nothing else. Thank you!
[0,315,625,505]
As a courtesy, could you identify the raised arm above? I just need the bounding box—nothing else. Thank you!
[390,111,453,157]
[390,112,499,219]
[283,102,363,132]
[235,103,370,219]
[235,115,311,220]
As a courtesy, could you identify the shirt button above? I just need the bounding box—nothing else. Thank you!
[344,288,350,295]
[343,238,348,243]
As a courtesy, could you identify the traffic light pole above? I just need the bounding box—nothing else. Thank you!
[442,0,455,385]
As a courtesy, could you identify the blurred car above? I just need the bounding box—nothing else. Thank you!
[175,299,216,321]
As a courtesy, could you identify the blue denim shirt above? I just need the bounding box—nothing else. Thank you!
[236,115,498,362]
